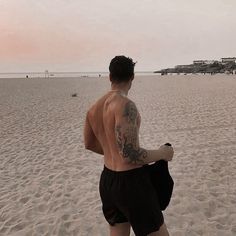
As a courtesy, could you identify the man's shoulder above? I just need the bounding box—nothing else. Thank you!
[110,93,134,105]
[113,97,139,119]
[87,94,105,112]
[120,97,138,109]
[86,102,98,119]
[110,94,132,106]
[87,94,137,118]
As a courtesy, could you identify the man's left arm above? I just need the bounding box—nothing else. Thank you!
[84,113,104,155]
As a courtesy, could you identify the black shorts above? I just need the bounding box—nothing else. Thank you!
[99,165,164,236]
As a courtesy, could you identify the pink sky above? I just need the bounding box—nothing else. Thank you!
[1,0,236,72]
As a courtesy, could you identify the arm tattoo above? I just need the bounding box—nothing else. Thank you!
[115,125,123,151]
[123,101,138,124]
[115,124,147,164]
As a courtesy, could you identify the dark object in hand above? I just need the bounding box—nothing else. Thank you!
[148,154,174,211]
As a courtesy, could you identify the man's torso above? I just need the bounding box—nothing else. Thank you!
[88,91,142,171]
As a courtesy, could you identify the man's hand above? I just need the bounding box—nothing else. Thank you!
[158,144,174,161]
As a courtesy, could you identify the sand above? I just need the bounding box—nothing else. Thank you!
[0,75,236,236]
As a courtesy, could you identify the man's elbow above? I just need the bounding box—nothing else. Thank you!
[84,142,104,155]
[85,144,96,153]
[84,141,92,150]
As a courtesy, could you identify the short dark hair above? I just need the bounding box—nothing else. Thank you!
[109,56,136,83]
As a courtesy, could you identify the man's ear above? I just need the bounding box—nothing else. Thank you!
[131,75,134,81]
[109,73,112,82]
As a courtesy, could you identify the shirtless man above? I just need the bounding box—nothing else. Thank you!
[84,56,174,236]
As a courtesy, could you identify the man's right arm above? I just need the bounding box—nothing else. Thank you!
[115,100,173,165]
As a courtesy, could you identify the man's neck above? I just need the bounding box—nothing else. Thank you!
[111,83,130,96]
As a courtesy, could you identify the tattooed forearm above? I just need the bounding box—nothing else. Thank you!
[115,125,147,164]
[122,140,147,164]
[123,101,137,124]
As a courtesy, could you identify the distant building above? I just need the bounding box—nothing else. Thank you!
[221,57,236,63]
[193,60,207,65]
[193,60,218,65]
[205,60,218,65]
[175,64,193,68]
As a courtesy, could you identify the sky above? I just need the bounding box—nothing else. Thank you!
[0,0,236,72]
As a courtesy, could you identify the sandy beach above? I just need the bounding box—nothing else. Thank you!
[0,75,236,236]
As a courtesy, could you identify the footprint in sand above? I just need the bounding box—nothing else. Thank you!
[20,196,30,204]
[231,225,236,234]
[9,222,27,232]
[204,210,212,218]
[196,194,206,202]
[61,214,70,221]
[38,204,47,213]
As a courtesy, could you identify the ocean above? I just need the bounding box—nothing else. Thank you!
[0,71,156,79]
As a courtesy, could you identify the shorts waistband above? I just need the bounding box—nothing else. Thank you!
[103,165,148,176]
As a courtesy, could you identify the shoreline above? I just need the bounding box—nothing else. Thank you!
[1,72,236,80]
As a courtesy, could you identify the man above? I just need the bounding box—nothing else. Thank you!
[84,56,174,236]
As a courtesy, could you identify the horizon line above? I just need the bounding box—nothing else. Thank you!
[0,71,155,74]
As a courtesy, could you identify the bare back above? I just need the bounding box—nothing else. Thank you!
[87,91,142,171]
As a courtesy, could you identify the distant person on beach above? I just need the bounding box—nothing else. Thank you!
[84,56,174,236]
